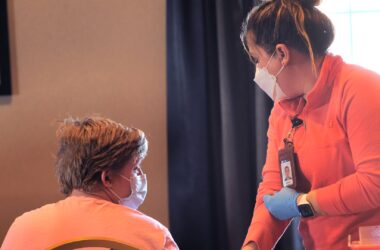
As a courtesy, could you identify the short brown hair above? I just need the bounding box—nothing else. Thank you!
[55,116,148,195]
[241,0,334,74]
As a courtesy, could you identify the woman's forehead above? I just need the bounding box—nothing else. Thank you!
[246,32,267,58]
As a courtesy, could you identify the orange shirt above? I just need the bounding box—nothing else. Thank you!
[1,196,178,250]
[243,54,380,249]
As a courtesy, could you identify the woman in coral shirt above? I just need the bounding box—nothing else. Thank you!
[240,0,380,249]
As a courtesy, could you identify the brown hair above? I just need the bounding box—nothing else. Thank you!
[241,0,334,74]
[55,116,148,195]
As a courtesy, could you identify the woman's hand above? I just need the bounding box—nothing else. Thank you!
[263,187,301,220]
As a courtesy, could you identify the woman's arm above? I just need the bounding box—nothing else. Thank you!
[310,69,380,216]
[243,108,290,249]
[242,242,259,250]
[305,191,324,215]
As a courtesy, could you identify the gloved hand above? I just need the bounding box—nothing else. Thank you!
[263,187,301,220]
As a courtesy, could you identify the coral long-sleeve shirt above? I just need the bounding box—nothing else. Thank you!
[2,196,178,250]
[243,54,380,249]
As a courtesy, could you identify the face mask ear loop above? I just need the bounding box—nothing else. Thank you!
[119,174,131,182]
[265,50,277,68]
[275,63,285,77]
[107,188,122,203]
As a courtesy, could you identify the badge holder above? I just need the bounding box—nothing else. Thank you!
[278,117,303,189]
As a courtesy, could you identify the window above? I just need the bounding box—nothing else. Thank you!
[318,0,380,74]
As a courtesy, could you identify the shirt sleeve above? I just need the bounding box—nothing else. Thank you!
[1,223,15,250]
[163,229,179,250]
[1,217,29,250]
[316,68,380,215]
[243,109,290,250]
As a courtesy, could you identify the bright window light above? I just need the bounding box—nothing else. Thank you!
[318,0,380,74]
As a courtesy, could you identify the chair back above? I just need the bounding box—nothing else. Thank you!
[47,236,140,250]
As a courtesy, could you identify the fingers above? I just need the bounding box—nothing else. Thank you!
[263,194,271,205]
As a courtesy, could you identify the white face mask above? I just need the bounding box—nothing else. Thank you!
[254,51,286,101]
[110,173,148,210]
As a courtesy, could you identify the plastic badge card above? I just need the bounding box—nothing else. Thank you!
[278,144,297,189]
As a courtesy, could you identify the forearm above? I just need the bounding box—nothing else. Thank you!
[243,204,290,250]
[242,241,259,250]
[301,171,380,216]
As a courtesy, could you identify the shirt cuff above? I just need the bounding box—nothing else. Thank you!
[242,222,278,250]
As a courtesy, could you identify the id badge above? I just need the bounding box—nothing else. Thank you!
[278,143,297,188]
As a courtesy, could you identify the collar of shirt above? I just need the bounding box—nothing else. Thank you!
[277,54,343,117]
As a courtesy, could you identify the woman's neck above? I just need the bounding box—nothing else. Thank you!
[70,189,115,203]
[292,54,325,96]
[305,55,324,94]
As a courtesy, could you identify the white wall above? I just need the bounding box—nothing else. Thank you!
[0,0,167,241]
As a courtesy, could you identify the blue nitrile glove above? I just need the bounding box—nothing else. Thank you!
[263,187,301,220]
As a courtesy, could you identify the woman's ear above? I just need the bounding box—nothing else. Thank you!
[101,170,112,188]
[276,44,290,66]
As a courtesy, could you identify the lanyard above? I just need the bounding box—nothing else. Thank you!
[279,116,303,189]
[283,117,303,146]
